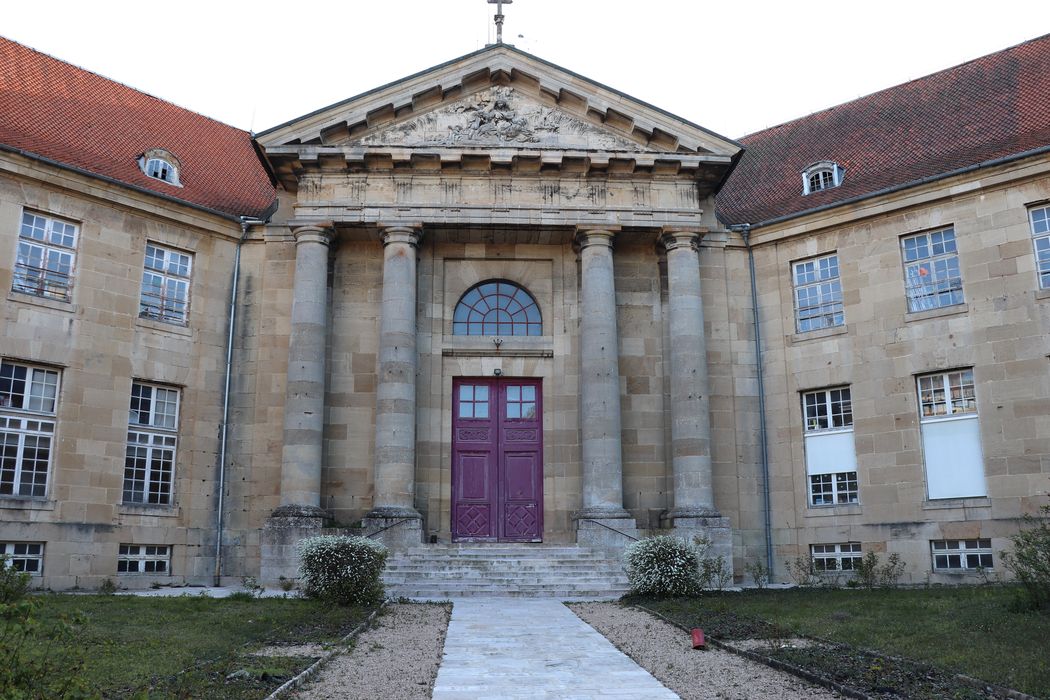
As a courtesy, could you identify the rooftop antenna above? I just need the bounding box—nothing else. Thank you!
[487,0,513,45]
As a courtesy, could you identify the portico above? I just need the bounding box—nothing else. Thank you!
[257,43,741,580]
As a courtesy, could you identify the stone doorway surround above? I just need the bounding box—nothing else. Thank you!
[256,44,741,581]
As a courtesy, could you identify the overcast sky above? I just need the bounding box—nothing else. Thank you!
[4,1,1049,138]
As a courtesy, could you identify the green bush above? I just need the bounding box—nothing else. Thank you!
[1002,505,1050,610]
[623,535,703,597]
[297,535,388,606]
[855,551,906,589]
[0,556,94,698]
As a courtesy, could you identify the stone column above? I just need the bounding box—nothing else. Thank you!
[363,224,424,548]
[574,227,637,549]
[262,223,333,583]
[660,228,732,570]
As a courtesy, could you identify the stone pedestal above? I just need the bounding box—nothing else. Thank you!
[670,515,734,578]
[260,505,326,584]
[361,515,424,552]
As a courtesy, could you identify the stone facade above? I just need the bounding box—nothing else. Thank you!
[1,40,1047,590]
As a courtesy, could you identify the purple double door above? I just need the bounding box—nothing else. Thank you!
[451,378,543,542]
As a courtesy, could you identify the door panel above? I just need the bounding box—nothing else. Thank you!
[452,378,543,542]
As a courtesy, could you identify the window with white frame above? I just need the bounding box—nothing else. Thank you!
[801,161,845,195]
[803,387,859,506]
[811,542,862,572]
[139,243,192,324]
[931,539,993,571]
[117,544,171,574]
[123,381,179,505]
[139,149,181,186]
[13,211,78,301]
[1029,205,1050,289]
[793,254,844,332]
[901,227,964,312]
[0,542,44,575]
[0,360,59,498]
[917,370,986,499]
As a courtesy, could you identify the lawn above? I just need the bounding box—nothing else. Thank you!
[28,593,373,698]
[637,585,1050,699]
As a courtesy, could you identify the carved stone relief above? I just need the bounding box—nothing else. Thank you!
[351,86,661,152]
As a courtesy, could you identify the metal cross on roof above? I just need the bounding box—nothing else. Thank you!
[487,0,513,44]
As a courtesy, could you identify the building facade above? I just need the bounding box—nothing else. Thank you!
[1,34,1048,588]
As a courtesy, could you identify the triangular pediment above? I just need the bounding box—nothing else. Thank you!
[344,85,653,152]
[258,45,741,158]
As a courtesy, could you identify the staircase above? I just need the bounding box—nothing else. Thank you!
[382,544,629,600]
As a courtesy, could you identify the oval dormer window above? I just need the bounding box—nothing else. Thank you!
[139,149,182,186]
[802,161,844,195]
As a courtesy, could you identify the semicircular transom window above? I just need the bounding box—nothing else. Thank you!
[453,280,542,336]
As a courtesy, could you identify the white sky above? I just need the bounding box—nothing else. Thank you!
[4,1,1049,139]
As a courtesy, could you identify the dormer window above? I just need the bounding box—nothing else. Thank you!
[139,149,182,187]
[802,161,844,195]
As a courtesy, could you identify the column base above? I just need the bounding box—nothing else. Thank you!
[260,504,327,585]
[361,511,423,552]
[667,514,734,582]
[574,512,639,554]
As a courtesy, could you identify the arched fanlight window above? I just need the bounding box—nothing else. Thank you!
[802,160,844,195]
[138,148,182,186]
[453,280,541,336]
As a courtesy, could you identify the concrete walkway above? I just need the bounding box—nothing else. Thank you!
[432,598,678,699]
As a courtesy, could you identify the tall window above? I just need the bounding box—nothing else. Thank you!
[452,280,541,336]
[139,243,192,325]
[1029,205,1050,289]
[0,542,44,575]
[793,254,844,332]
[123,381,179,505]
[13,211,77,301]
[917,370,985,499]
[901,228,963,312]
[803,387,858,506]
[0,361,59,498]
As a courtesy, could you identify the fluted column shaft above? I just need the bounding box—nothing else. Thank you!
[662,229,718,517]
[368,224,423,519]
[279,224,334,511]
[576,227,631,518]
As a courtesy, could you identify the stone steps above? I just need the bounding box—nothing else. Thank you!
[382,544,629,600]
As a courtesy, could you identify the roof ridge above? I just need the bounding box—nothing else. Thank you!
[737,32,1050,141]
[0,34,249,134]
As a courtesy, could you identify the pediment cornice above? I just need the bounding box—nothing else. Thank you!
[257,45,741,191]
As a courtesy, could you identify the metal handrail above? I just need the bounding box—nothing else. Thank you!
[578,518,639,542]
[365,518,414,539]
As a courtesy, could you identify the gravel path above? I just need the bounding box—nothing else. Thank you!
[293,603,450,700]
[571,602,841,700]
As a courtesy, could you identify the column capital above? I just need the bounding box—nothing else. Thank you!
[291,222,335,247]
[659,227,708,252]
[379,223,424,248]
[574,225,620,250]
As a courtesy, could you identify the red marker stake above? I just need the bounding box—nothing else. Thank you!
[691,628,706,649]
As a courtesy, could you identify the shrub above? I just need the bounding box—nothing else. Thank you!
[297,535,388,606]
[745,558,769,588]
[1002,505,1050,610]
[0,555,32,604]
[623,535,703,597]
[786,556,818,587]
[855,551,906,589]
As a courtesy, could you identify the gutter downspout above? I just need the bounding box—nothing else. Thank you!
[213,218,261,585]
[735,224,774,576]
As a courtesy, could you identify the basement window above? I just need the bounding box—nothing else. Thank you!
[802,161,844,195]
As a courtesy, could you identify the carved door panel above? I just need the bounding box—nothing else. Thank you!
[452,378,543,542]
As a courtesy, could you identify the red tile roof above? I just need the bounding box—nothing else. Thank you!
[717,34,1050,227]
[0,36,275,220]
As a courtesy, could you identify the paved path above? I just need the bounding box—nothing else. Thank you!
[432,598,678,699]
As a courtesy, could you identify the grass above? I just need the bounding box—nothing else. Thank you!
[636,585,1050,698]
[32,593,373,698]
